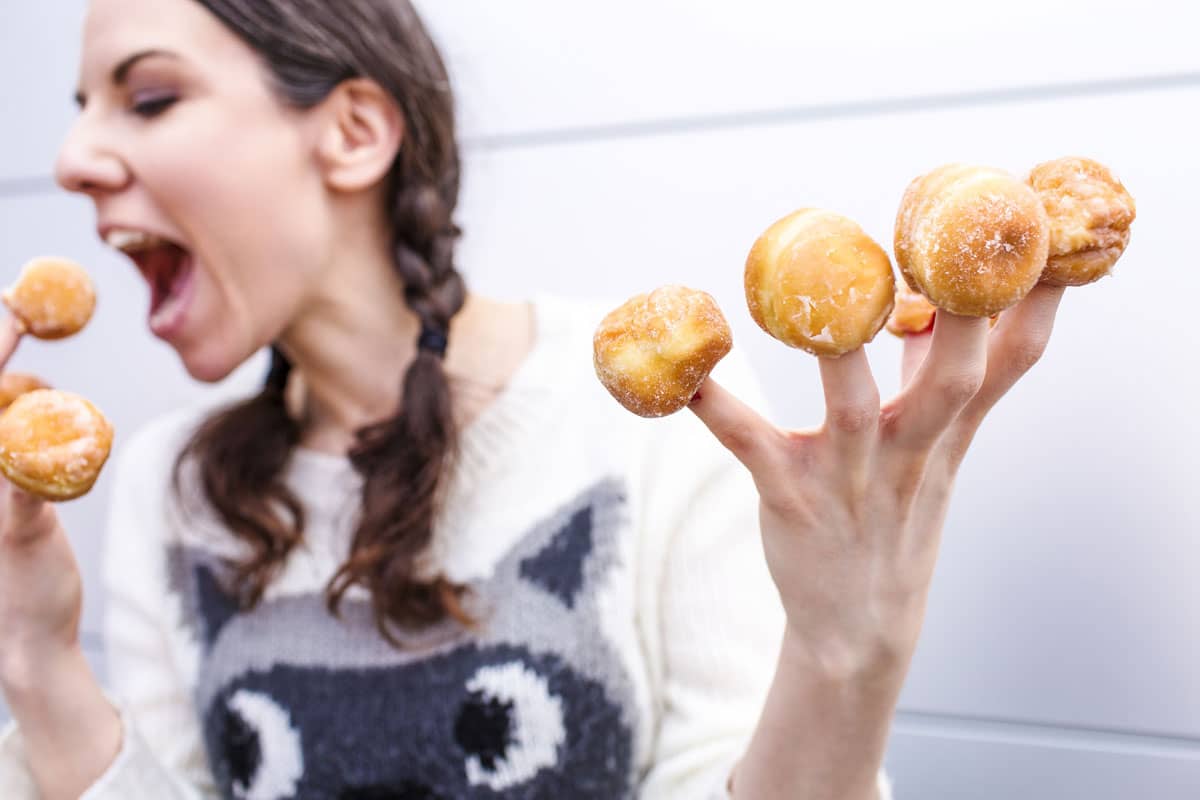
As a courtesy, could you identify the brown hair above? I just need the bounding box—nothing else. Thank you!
[173,0,470,644]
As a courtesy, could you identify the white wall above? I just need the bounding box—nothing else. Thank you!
[1,2,1198,796]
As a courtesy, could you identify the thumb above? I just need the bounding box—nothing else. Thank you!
[687,376,775,475]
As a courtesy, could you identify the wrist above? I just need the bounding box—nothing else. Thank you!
[0,641,123,800]
[733,625,904,799]
[780,620,916,690]
[0,639,87,704]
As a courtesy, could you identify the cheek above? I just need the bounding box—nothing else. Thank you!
[161,122,327,305]
[150,97,321,244]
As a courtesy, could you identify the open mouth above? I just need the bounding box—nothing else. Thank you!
[106,229,196,336]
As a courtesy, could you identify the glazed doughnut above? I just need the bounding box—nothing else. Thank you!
[3,256,97,339]
[593,285,732,417]
[885,285,1000,338]
[0,372,51,410]
[745,209,895,357]
[0,389,113,501]
[886,284,936,337]
[1027,157,1136,287]
[895,164,1049,317]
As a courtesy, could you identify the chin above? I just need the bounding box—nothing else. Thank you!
[183,358,240,384]
[177,342,250,384]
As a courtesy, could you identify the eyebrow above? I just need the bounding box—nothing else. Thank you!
[74,49,181,108]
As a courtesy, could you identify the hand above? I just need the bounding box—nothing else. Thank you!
[690,284,1065,680]
[0,315,84,687]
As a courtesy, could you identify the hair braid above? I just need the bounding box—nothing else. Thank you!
[326,175,472,641]
[174,0,476,642]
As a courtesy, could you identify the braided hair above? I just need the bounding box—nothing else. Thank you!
[174,0,472,643]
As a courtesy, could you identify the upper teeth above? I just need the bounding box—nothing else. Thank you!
[106,229,169,254]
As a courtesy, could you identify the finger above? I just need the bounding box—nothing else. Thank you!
[945,284,1067,458]
[818,347,880,464]
[887,310,989,453]
[688,376,778,475]
[1,481,53,546]
[900,328,934,388]
[0,315,23,371]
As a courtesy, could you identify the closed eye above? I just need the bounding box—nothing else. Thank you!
[131,94,178,118]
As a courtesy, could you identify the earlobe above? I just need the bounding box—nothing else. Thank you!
[316,79,403,192]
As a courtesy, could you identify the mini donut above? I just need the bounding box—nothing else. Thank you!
[0,389,114,501]
[1027,156,1136,286]
[745,209,895,357]
[0,372,51,410]
[885,285,1000,338]
[593,285,732,417]
[3,256,97,339]
[886,284,937,337]
[895,164,1050,317]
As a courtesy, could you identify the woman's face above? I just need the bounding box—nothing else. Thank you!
[59,0,333,381]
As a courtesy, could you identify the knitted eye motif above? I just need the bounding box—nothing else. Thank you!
[222,689,305,800]
[455,661,567,791]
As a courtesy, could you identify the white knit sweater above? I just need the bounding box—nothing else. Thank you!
[0,295,893,799]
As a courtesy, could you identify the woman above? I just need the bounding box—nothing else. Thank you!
[0,0,1064,797]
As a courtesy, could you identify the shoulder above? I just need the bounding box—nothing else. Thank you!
[111,401,222,490]
[107,394,257,537]
[104,395,266,570]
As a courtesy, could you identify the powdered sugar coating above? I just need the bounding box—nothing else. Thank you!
[0,389,114,501]
[895,164,1049,317]
[593,286,732,417]
[1027,156,1136,287]
[3,257,97,340]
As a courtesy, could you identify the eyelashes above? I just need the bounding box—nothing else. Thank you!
[130,93,178,118]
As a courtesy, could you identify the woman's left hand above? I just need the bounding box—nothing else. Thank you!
[689,283,1066,681]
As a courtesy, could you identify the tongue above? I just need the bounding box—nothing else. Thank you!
[147,247,193,334]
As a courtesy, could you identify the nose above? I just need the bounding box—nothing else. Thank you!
[54,112,130,197]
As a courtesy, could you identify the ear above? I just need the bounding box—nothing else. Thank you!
[315,78,403,193]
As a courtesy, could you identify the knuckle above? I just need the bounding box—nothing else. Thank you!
[716,421,762,461]
[761,488,815,526]
[936,371,985,406]
[1004,337,1049,376]
[828,403,879,435]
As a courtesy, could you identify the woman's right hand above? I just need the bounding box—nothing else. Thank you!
[0,484,85,688]
[0,313,85,686]
[0,314,123,800]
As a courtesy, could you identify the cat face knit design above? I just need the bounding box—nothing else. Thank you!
[166,480,637,799]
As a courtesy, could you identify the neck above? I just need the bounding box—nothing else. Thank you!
[273,189,536,454]
[276,240,419,450]
[276,251,533,455]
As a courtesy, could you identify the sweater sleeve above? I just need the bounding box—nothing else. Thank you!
[0,414,219,798]
[634,356,895,800]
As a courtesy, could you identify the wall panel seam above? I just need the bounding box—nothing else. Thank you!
[895,709,1200,758]
[462,71,1200,152]
[3,70,1197,196]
